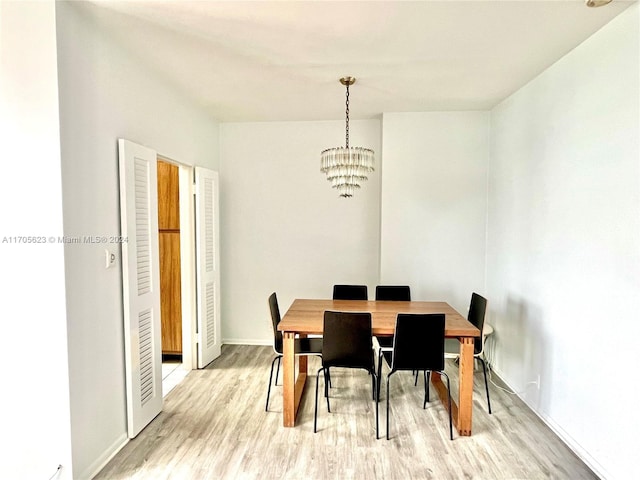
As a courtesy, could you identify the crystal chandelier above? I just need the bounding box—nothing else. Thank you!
[320,77,374,198]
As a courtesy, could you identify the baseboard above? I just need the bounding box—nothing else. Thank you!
[80,433,128,480]
[489,365,608,480]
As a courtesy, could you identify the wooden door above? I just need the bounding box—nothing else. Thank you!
[157,160,182,355]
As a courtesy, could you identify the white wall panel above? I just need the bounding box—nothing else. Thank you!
[55,2,219,478]
[380,112,489,313]
[220,119,381,344]
[0,1,73,478]
[487,4,639,479]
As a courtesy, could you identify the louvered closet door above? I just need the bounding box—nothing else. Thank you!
[195,167,221,368]
[118,139,163,438]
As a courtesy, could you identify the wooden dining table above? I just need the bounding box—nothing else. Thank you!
[278,299,481,436]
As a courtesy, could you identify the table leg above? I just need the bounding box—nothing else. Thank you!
[283,332,295,427]
[282,332,308,427]
[430,337,474,436]
[457,337,474,436]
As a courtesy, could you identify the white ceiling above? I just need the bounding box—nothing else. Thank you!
[84,0,635,122]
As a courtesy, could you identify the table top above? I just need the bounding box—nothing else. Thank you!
[279,299,480,337]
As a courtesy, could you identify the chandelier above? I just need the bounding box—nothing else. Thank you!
[320,77,374,198]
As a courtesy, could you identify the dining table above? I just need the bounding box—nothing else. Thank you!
[277,298,481,436]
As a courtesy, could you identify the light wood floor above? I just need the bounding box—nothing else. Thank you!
[95,345,597,480]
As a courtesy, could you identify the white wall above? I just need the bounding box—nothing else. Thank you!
[0,1,74,479]
[219,119,381,343]
[55,2,219,478]
[487,4,639,479]
[219,113,489,345]
[380,112,489,313]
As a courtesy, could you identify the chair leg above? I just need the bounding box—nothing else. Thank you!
[377,351,383,401]
[274,356,281,386]
[323,368,329,398]
[314,367,324,433]
[414,370,419,386]
[423,371,431,408]
[478,357,492,414]
[386,373,392,440]
[447,375,453,440]
[325,368,331,413]
[265,355,280,411]
[371,370,377,401]
[422,370,431,408]
[372,371,379,439]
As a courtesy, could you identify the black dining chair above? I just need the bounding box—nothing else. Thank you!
[383,313,453,440]
[374,285,412,386]
[265,292,323,411]
[330,285,368,391]
[314,311,379,438]
[444,292,492,413]
[332,284,368,300]
[375,285,411,302]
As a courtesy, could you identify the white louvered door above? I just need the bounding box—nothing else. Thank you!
[195,167,221,368]
[118,139,163,438]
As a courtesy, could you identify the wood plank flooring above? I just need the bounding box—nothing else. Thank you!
[94,345,597,480]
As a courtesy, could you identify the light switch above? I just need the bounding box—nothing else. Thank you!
[105,249,116,269]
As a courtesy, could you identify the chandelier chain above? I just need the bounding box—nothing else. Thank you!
[345,83,350,149]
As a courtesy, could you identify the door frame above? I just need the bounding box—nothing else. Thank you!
[178,163,197,371]
[158,155,197,371]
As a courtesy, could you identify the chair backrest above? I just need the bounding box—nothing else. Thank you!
[375,285,411,301]
[322,311,373,371]
[332,284,368,300]
[391,313,446,372]
[268,292,283,354]
[468,293,487,355]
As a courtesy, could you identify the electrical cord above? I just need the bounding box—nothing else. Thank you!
[482,333,538,395]
[485,360,537,395]
[48,465,62,480]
